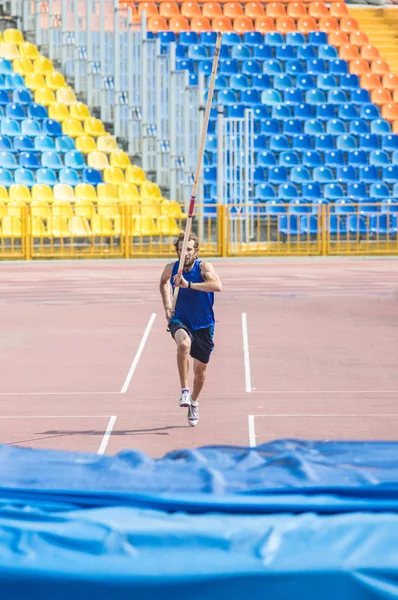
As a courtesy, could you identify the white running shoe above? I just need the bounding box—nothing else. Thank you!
[179,390,191,408]
[188,403,199,427]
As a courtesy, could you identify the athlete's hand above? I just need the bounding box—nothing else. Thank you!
[173,274,188,289]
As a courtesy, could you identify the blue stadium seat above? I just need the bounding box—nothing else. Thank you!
[181,32,199,45]
[338,104,358,120]
[13,88,33,104]
[222,32,241,46]
[360,165,380,182]
[351,89,371,104]
[383,165,398,183]
[381,199,398,214]
[326,119,346,135]
[261,89,282,105]
[65,150,85,170]
[328,89,348,104]
[272,104,292,119]
[303,151,323,167]
[5,73,24,88]
[42,151,63,170]
[314,166,335,183]
[276,45,296,60]
[59,168,80,186]
[0,151,17,170]
[289,199,311,214]
[0,90,9,105]
[205,134,217,152]
[253,45,273,59]
[0,58,13,74]
[253,105,270,120]
[349,120,370,135]
[279,150,300,166]
[252,166,265,183]
[292,134,312,150]
[284,89,304,105]
[297,75,316,90]
[290,166,311,183]
[370,150,390,167]
[329,214,347,235]
[255,182,275,200]
[307,59,327,75]
[198,60,212,74]
[318,74,338,90]
[262,60,283,75]
[266,200,286,215]
[325,150,345,166]
[285,60,305,75]
[336,166,358,182]
[35,136,55,152]
[302,182,321,198]
[286,32,306,46]
[14,135,34,152]
[242,60,262,75]
[21,119,41,136]
[300,214,319,234]
[158,31,175,44]
[329,60,348,75]
[14,167,35,186]
[264,32,284,45]
[20,152,40,170]
[393,183,398,196]
[189,73,198,85]
[370,182,390,198]
[0,135,11,150]
[27,103,48,119]
[256,151,277,167]
[297,45,316,60]
[227,104,245,118]
[359,134,380,150]
[318,45,338,60]
[347,214,367,234]
[370,213,389,235]
[283,119,302,135]
[304,119,324,134]
[244,32,263,46]
[260,120,279,135]
[315,134,334,150]
[55,136,75,153]
[1,118,20,137]
[306,89,326,104]
[269,134,289,150]
[371,119,391,135]
[187,45,208,60]
[308,32,328,45]
[204,167,216,183]
[335,199,356,215]
[274,74,293,90]
[348,150,367,165]
[268,166,288,183]
[231,45,251,60]
[347,182,367,199]
[278,182,299,199]
[383,135,398,151]
[392,151,398,165]
[219,59,239,75]
[217,89,238,105]
[0,168,13,187]
[175,45,185,59]
[241,89,261,105]
[279,214,299,235]
[360,104,380,120]
[36,167,57,185]
[317,104,336,120]
[336,134,357,151]
[340,74,359,90]
[294,103,314,119]
[324,183,344,200]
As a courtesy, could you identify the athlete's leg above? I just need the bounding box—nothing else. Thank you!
[174,328,191,390]
[192,359,207,403]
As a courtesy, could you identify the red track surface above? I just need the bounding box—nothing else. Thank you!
[0,257,397,456]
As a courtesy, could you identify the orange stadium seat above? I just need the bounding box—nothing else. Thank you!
[350,31,369,46]
[266,2,286,17]
[224,2,244,17]
[383,73,398,90]
[382,103,398,120]
[276,16,296,32]
[244,2,264,17]
[394,89,398,102]
[137,2,158,16]
[330,2,348,17]
[340,17,359,33]
[203,2,223,17]
[339,44,360,61]
[349,59,371,76]
[371,88,393,106]
[297,16,318,33]
[212,16,233,30]
[309,2,329,17]
[287,2,307,18]
[320,16,340,32]
[181,2,202,17]
[360,73,382,90]
[328,31,349,47]
[190,16,212,30]
[169,16,190,30]
[233,15,254,31]
[372,60,391,75]
[255,16,275,32]
[361,44,380,61]
[159,2,180,17]
[147,16,168,30]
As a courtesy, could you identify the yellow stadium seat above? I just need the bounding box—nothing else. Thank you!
[49,103,70,121]
[69,102,90,121]
[34,88,56,106]
[46,71,66,90]
[53,184,75,203]
[97,183,118,200]
[132,215,158,236]
[103,166,125,184]
[56,86,77,105]
[157,215,182,236]
[31,217,47,237]
[0,202,7,218]
[2,216,22,237]
[19,42,40,60]
[7,200,25,219]
[0,186,8,202]
[74,199,95,219]
[33,56,54,75]
[9,184,31,204]
[125,165,146,186]
[140,201,162,218]
[24,73,45,91]
[118,182,140,203]
[69,216,92,237]
[75,135,97,154]
[168,200,185,219]
[51,201,73,219]
[3,29,24,44]
[62,119,84,138]
[84,118,106,137]
[97,135,118,154]
[0,44,19,60]
[110,150,131,169]
[97,199,120,218]
[91,215,114,236]
[30,200,51,219]
[140,181,162,201]
[13,58,33,75]
[87,151,109,170]
[32,184,53,203]
[49,217,70,237]
[75,183,97,201]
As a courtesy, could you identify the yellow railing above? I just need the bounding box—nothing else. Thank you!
[0,203,397,259]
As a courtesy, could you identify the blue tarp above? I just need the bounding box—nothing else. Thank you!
[1,440,398,598]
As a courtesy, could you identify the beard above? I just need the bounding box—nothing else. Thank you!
[183,255,196,270]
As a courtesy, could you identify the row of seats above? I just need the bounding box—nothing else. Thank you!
[0,148,132,170]
[0,115,107,138]
[0,132,122,154]
[278,214,398,235]
[253,181,398,198]
[156,29,359,45]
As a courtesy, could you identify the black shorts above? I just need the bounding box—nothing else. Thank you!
[169,320,215,364]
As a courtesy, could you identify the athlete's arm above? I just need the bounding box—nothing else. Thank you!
[159,262,174,321]
[174,261,222,293]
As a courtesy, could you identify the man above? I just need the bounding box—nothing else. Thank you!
[159,232,222,427]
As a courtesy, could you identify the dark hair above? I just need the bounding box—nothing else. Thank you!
[174,232,199,251]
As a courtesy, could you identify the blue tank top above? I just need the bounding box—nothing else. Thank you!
[170,260,215,331]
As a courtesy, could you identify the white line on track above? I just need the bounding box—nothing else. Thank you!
[242,312,252,393]
[97,415,117,455]
[0,391,118,396]
[251,390,398,394]
[248,415,256,448]
[120,312,157,394]
[254,413,398,418]
[0,415,112,419]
